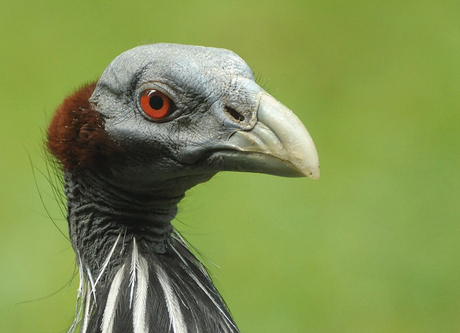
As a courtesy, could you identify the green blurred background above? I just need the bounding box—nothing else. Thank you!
[1,1,459,332]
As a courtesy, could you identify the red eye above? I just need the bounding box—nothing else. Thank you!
[140,89,173,119]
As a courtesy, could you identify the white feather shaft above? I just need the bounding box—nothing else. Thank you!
[101,264,125,333]
[81,283,92,333]
[156,265,187,333]
[67,252,86,333]
[94,233,122,296]
[132,238,149,333]
[129,238,139,308]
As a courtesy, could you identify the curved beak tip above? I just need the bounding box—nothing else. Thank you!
[305,166,320,180]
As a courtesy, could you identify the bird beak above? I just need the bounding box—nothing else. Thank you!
[219,92,320,179]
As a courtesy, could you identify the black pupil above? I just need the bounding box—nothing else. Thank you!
[149,95,164,110]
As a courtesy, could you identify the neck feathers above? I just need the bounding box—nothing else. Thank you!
[60,170,239,333]
[71,230,239,333]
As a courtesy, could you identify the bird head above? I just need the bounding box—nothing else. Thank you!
[49,43,319,197]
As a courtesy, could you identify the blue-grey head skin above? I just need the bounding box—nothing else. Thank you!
[90,43,319,195]
[56,43,319,333]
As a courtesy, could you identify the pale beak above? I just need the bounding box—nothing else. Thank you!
[220,92,320,179]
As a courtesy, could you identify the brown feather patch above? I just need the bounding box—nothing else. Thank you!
[47,82,122,170]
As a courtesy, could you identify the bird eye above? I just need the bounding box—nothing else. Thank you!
[140,89,173,120]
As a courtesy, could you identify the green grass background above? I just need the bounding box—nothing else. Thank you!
[1,1,459,332]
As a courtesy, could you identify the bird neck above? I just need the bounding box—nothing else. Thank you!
[65,169,183,271]
[63,169,239,333]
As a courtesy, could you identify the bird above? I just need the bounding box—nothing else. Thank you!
[47,43,320,333]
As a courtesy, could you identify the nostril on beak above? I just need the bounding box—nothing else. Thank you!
[224,106,245,122]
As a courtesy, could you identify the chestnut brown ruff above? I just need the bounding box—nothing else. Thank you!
[47,82,122,171]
